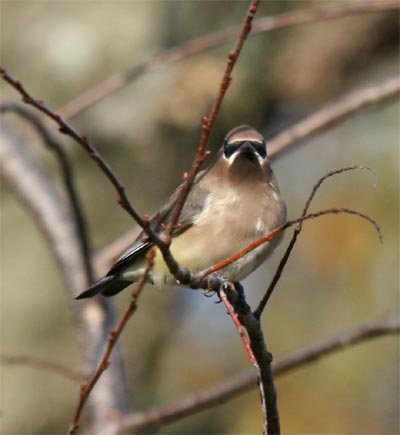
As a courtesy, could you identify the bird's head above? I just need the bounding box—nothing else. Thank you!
[222,125,270,179]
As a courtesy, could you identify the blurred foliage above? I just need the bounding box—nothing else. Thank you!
[1,1,399,434]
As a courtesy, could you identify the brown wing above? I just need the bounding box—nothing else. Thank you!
[106,171,210,276]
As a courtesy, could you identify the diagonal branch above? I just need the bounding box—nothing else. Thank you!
[224,282,280,434]
[196,207,382,282]
[92,75,399,277]
[0,102,93,283]
[0,125,129,434]
[68,249,155,435]
[165,0,260,239]
[117,315,399,433]
[254,165,376,318]
[218,284,269,432]
[0,67,190,286]
[56,0,399,121]
[268,75,400,159]
[0,353,84,382]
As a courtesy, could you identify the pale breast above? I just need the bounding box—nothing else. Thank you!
[167,182,285,280]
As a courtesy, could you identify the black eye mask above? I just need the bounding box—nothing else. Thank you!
[223,140,267,159]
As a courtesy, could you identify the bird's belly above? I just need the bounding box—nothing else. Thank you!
[152,220,281,286]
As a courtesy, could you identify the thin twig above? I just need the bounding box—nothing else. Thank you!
[196,206,382,281]
[0,67,193,287]
[268,75,400,159]
[254,165,376,318]
[0,353,84,382]
[218,284,268,431]
[117,315,399,433]
[56,0,399,121]
[165,0,260,240]
[68,248,155,435]
[93,75,398,278]
[0,70,390,293]
[0,68,149,233]
[0,126,129,432]
[0,102,94,284]
[226,283,279,434]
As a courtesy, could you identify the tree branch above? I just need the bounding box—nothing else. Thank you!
[117,315,399,433]
[253,165,376,318]
[225,283,280,434]
[56,0,399,121]
[0,102,93,283]
[165,0,260,239]
[68,249,155,435]
[0,353,84,382]
[0,125,129,434]
[92,75,398,279]
[268,75,400,159]
[196,207,382,283]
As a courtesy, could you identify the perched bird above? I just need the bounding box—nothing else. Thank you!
[76,125,286,299]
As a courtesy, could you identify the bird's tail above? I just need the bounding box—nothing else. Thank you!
[75,275,131,299]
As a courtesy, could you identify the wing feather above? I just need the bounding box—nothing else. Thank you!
[107,172,210,276]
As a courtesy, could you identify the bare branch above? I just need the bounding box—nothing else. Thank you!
[0,125,129,434]
[218,284,269,431]
[268,75,400,159]
[0,0,262,293]
[196,207,382,282]
[117,315,399,433]
[254,165,376,318]
[68,249,155,435]
[92,75,398,279]
[0,102,93,283]
[0,67,198,289]
[0,68,150,234]
[0,353,84,382]
[56,0,399,121]
[165,0,260,239]
[224,283,280,434]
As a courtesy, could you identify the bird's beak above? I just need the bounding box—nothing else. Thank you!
[235,141,260,163]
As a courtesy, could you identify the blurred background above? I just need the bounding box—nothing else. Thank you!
[1,1,399,434]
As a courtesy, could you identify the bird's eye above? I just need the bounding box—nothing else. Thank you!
[253,141,267,159]
[223,141,242,158]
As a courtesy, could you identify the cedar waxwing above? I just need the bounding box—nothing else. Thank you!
[76,125,286,299]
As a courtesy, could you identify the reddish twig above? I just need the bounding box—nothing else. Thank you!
[0,102,94,284]
[218,284,268,432]
[56,0,399,121]
[0,353,83,382]
[92,75,398,279]
[254,165,376,318]
[1,126,129,430]
[0,68,149,233]
[219,285,258,367]
[196,207,382,281]
[68,248,155,435]
[221,282,279,434]
[165,0,260,240]
[0,67,191,286]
